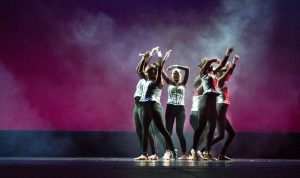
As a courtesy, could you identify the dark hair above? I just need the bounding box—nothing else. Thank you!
[198,58,208,70]
[152,62,159,67]
[145,64,157,73]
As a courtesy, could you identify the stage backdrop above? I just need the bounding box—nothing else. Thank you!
[0,0,299,133]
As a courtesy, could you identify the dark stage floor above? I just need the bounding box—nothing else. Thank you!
[0,157,299,178]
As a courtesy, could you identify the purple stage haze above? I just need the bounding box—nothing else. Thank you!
[0,0,299,132]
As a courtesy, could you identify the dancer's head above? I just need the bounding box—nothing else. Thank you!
[198,58,212,74]
[172,68,181,82]
[145,63,157,80]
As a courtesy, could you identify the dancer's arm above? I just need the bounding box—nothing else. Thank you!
[218,55,240,87]
[221,55,240,84]
[162,50,173,85]
[137,51,151,80]
[156,50,164,87]
[178,65,190,86]
[166,64,189,85]
[229,55,239,76]
[194,84,203,96]
[218,64,233,88]
[136,57,150,78]
[162,67,172,84]
[201,58,220,75]
[213,47,234,74]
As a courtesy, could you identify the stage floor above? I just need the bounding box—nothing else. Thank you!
[0,157,299,178]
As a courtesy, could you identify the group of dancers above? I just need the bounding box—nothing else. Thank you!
[133,46,239,161]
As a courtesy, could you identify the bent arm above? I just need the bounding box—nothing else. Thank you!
[213,55,229,74]
[136,57,147,79]
[213,47,233,74]
[201,58,219,75]
[218,65,233,87]
[162,67,172,85]
[137,57,147,80]
[178,65,190,86]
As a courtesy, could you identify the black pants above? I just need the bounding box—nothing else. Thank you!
[133,97,159,155]
[212,103,235,155]
[189,111,209,150]
[141,101,175,155]
[192,93,218,153]
[165,104,187,154]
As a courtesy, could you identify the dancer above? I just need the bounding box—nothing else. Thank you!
[133,47,162,160]
[161,59,190,160]
[189,76,209,159]
[190,47,233,160]
[134,49,176,160]
[189,76,202,130]
[212,54,239,160]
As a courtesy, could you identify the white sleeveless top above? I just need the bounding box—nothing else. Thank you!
[191,95,201,112]
[134,79,146,98]
[217,84,230,105]
[140,80,162,104]
[167,85,185,105]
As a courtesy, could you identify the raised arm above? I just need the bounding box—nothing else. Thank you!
[218,54,239,87]
[218,64,233,88]
[136,57,146,78]
[137,47,159,78]
[161,50,173,84]
[213,47,234,74]
[229,55,239,76]
[162,67,172,84]
[178,65,189,86]
[156,50,164,87]
[201,58,220,75]
[137,51,151,80]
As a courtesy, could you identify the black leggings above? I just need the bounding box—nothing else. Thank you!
[212,103,235,155]
[165,104,187,154]
[192,93,218,153]
[133,98,158,155]
[189,111,209,150]
[141,101,175,155]
[189,111,199,131]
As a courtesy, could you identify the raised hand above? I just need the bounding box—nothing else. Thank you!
[150,46,159,56]
[233,55,240,64]
[157,50,162,58]
[144,51,151,59]
[163,50,172,62]
[226,47,234,56]
[139,50,151,57]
